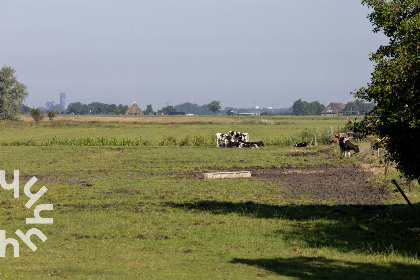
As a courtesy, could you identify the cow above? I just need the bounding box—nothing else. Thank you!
[294,142,308,148]
[239,141,264,148]
[216,131,260,148]
[216,133,228,147]
[339,137,360,158]
[227,131,249,143]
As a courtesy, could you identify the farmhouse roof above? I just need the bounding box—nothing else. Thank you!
[321,102,345,115]
[125,102,143,115]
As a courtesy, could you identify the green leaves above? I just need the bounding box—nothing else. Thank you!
[0,66,29,121]
[355,0,420,180]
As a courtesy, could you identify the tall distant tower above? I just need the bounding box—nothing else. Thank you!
[60,93,66,109]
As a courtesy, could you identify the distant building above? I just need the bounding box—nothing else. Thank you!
[321,102,345,116]
[168,112,187,115]
[46,101,55,110]
[60,93,66,109]
[237,112,259,116]
[125,102,144,115]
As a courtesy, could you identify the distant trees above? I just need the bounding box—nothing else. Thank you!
[0,66,29,120]
[290,99,374,116]
[67,102,128,115]
[343,100,374,114]
[88,102,107,114]
[67,102,88,115]
[106,104,118,115]
[144,104,154,115]
[292,99,325,115]
[225,107,234,116]
[174,102,212,115]
[21,104,32,114]
[162,105,175,114]
[206,100,222,115]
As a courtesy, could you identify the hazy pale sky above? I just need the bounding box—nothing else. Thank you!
[0,0,388,110]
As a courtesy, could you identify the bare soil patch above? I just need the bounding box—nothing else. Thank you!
[252,165,391,205]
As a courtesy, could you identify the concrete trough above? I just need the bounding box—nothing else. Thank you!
[203,171,251,179]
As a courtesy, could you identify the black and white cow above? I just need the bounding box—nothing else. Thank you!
[227,131,249,143]
[339,137,360,158]
[239,141,265,148]
[294,142,308,148]
[216,133,228,147]
[216,131,260,148]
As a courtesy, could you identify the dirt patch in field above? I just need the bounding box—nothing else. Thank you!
[251,165,391,205]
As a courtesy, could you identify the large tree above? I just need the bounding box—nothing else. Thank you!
[343,99,375,115]
[0,66,29,120]
[206,100,222,115]
[144,104,154,115]
[354,0,420,180]
[292,99,325,115]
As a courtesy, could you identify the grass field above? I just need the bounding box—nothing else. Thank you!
[0,115,419,279]
[1,115,346,146]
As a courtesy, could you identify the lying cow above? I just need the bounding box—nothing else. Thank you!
[294,142,308,148]
[339,137,360,158]
[239,141,264,148]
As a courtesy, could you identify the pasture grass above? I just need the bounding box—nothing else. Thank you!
[0,116,419,279]
[1,115,349,147]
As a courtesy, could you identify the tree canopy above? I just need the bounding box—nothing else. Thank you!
[175,102,212,115]
[0,66,29,120]
[354,0,420,180]
[291,99,325,115]
[343,99,375,114]
[206,100,222,115]
[144,104,154,115]
[67,102,128,115]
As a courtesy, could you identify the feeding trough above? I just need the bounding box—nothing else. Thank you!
[203,171,251,179]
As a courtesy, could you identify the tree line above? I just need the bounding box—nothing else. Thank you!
[291,99,374,116]
[66,102,129,115]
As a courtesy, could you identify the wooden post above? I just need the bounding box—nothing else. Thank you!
[392,179,414,208]
[314,134,317,146]
[337,112,339,133]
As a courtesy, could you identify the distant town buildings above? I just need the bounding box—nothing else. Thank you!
[46,101,55,110]
[60,93,66,109]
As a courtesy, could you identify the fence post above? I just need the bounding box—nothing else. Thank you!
[392,179,414,208]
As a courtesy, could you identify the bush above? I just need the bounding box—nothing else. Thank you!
[47,111,57,121]
[31,108,44,123]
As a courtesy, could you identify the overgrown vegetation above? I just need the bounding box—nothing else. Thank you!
[354,0,420,181]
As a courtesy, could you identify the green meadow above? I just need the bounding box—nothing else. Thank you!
[0,116,419,279]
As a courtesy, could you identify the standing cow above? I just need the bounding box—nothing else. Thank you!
[339,137,360,158]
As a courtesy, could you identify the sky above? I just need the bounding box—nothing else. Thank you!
[0,0,388,110]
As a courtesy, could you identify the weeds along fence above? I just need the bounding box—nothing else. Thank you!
[264,129,331,146]
[0,131,331,147]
